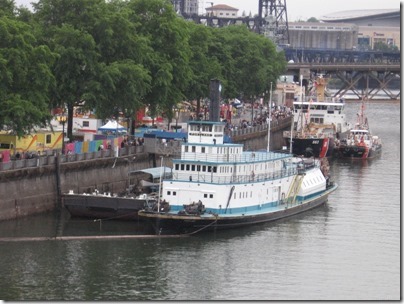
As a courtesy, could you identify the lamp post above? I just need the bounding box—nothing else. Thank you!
[57,114,67,154]
[174,107,179,132]
[251,95,254,123]
[171,105,180,133]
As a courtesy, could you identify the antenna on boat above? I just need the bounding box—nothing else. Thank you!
[289,112,294,154]
[299,74,304,137]
[157,156,163,212]
[267,81,273,152]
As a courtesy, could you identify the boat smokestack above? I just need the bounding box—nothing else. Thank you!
[209,79,221,122]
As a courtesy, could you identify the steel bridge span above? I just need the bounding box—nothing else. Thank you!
[286,62,400,100]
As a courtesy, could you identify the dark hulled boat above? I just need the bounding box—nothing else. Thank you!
[336,100,382,159]
[283,76,350,158]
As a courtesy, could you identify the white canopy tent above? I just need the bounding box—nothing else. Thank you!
[98,120,127,133]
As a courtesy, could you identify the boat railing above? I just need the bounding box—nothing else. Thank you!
[172,167,298,184]
[181,150,290,163]
[283,130,332,139]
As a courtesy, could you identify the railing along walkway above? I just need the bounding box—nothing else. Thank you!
[0,146,145,172]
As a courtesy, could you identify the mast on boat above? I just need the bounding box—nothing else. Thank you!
[157,156,163,211]
[267,81,273,152]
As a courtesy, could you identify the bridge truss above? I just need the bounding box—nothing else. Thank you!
[285,48,400,100]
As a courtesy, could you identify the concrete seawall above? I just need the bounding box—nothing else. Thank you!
[0,153,153,221]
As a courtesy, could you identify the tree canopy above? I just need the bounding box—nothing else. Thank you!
[0,0,287,136]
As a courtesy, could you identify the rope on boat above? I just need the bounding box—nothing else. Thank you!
[92,211,140,222]
[186,217,219,236]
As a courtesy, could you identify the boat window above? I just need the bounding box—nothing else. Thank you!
[175,164,179,170]
[167,191,171,195]
[208,166,212,172]
[186,164,190,171]
[181,164,184,170]
[197,165,200,171]
[204,194,208,198]
[201,147,205,153]
[185,146,188,152]
[192,146,196,152]
[191,165,195,171]
[209,194,213,198]
[202,165,206,172]
[173,191,176,196]
[213,166,217,173]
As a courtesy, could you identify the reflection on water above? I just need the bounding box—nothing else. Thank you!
[0,102,400,301]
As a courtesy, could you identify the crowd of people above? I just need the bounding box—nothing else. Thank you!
[224,105,293,132]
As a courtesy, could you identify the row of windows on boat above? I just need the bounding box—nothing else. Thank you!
[183,145,242,154]
[188,124,225,133]
[294,104,343,112]
[188,132,223,137]
[174,162,282,173]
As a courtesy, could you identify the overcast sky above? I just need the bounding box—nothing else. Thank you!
[15,0,401,21]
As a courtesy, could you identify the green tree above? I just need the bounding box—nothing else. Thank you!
[90,0,152,131]
[307,17,319,22]
[50,24,99,141]
[212,25,286,103]
[127,0,193,122]
[0,16,55,136]
[35,0,155,135]
[373,41,399,52]
[184,22,222,118]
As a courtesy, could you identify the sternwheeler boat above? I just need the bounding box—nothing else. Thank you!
[138,120,338,234]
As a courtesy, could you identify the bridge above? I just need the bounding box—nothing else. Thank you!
[284,48,400,100]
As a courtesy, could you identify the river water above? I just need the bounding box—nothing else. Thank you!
[0,101,400,301]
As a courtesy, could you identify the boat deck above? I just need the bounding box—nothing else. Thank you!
[152,184,337,220]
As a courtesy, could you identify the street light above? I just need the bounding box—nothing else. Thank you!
[173,105,180,133]
[173,106,179,132]
[57,114,67,154]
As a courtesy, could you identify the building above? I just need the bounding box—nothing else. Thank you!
[205,4,238,18]
[320,9,400,50]
[288,22,358,50]
[173,0,198,15]
[288,9,400,51]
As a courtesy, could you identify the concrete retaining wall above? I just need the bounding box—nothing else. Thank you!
[0,153,153,221]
